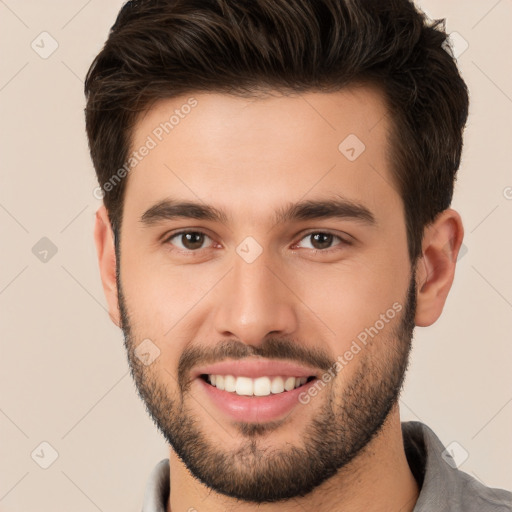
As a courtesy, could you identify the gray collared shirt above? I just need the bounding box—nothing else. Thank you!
[141,421,512,511]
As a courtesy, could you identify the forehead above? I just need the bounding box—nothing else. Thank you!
[123,87,399,226]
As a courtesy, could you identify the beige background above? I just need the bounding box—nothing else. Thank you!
[1,1,511,510]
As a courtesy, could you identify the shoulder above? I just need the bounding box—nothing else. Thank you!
[458,476,512,511]
[401,421,512,512]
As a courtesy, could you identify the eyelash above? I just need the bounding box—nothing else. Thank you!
[162,229,352,255]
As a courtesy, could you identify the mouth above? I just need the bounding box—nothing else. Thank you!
[192,359,323,423]
[199,374,317,397]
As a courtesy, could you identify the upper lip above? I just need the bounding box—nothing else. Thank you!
[192,358,321,380]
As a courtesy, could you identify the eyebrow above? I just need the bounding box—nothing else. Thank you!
[140,196,377,228]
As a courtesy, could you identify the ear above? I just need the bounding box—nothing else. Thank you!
[414,208,464,327]
[94,205,121,327]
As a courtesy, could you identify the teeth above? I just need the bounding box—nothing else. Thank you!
[206,375,311,396]
[253,376,271,396]
[236,376,253,396]
[284,376,295,391]
[270,376,285,394]
[224,375,236,393]
[215,375,224,390]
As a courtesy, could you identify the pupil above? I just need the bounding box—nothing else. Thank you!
[312,233,332,249]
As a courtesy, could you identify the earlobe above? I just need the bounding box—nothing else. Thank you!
[93,205,121,327]
[414,208,464,327]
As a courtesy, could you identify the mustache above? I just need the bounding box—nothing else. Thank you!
[178,338,334,393]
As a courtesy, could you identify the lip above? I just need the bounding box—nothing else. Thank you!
[196,375,319,423]
[191,358,321,380]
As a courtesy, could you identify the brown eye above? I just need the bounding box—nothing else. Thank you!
[166,231,212,251]
[296,232,347,252]
[310,233,334,250]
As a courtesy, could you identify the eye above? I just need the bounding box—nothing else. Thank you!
[164,230,214,251]
[295,231,350,252]
[163,230,351,254]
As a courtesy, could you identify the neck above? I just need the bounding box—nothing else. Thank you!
[167,405,419,512]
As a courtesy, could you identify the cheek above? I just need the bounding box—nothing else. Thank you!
[290,257,409,350]
[120,257,220,356]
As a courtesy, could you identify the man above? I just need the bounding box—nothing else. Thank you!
[85,0,511,511]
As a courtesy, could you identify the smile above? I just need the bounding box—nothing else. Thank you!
[201,374,316,396]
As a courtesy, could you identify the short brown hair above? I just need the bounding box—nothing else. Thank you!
[85,0,469,263]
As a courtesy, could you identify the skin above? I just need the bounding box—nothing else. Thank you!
[94,87,464,511]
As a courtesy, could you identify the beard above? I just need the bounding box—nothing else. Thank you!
[117,259,417,503]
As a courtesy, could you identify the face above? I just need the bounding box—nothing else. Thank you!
[116,88,416,502]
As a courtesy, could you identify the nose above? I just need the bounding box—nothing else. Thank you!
[211,248,299,347]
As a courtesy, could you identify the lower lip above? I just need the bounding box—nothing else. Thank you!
[196,377,318,423]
